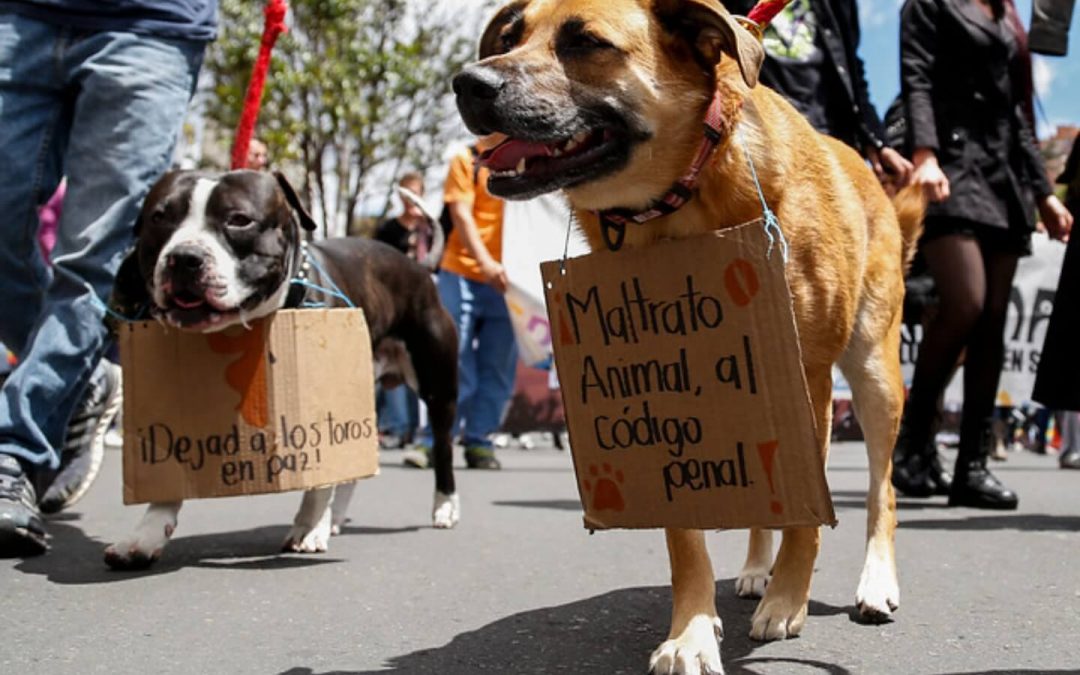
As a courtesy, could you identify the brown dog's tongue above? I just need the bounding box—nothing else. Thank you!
[479,138,553,171]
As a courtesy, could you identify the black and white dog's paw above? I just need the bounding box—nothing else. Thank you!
[329,482,357,536]
[282,507,332,553]
[104,505,179,570]
[432,491,460,529]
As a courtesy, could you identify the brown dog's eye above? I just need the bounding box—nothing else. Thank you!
[573,33,612,51]
[498,30,517,53]
[556,19,616,56]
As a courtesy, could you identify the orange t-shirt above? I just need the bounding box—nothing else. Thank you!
[440,148,505,283]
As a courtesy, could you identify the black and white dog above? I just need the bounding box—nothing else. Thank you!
[103,169,459,569]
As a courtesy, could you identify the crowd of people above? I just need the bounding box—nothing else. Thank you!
[724,0,1075,512]
[0,0,1077,560]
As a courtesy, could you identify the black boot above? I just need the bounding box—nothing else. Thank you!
[948,421,1018,510]
[891,420,938,498]
[927,451,953,495]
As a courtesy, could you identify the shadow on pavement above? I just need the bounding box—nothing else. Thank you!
[497,492,952,514]
[494,498,581,511]
[381,462,572,475]
[939,671,1078,674]
[898,513,1080,532]
[279,579,856,675]
[830,489,951,512]
[13,520,418,585]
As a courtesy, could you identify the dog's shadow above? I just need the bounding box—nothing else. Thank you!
[279,580,855,675]
[12,516,419,585]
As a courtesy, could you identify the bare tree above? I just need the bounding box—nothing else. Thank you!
[205,0,486,237]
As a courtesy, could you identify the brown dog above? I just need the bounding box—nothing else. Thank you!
[454,0,924,673]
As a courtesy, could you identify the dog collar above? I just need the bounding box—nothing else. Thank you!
[283,242,312,309]
[594,88,729,251]
[286,242,357,309]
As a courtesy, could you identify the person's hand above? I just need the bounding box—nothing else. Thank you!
[911,149,950,203]
[868,146,913,195]
[479,257,509,293]
[1038,194,1074,243]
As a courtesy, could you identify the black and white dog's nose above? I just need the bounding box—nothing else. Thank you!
[167,248,204,273]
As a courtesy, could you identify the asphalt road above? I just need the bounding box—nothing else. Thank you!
[2,441,1078,675]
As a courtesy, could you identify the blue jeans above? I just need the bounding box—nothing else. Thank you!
[427,269,518,450]
[0,14,204,470]
[377,383,419,437]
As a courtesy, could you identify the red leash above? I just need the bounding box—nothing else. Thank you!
[746,0,794,28]
[230,0,289,170]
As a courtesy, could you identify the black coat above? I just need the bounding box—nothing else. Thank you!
[1033,138,1080,410]
[1033,234,1080,409]
[1029,0,1076,56]
[722,0,885,152]
[901,0,1053,233]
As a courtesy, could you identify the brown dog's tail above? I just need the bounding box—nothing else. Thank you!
[891,184,926,272]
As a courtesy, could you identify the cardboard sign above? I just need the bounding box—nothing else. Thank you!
[119,309,378,504]
[541,222,835,530]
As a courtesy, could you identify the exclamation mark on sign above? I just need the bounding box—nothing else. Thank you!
[757,440,783,514]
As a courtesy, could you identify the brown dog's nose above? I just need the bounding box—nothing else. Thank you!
[453,64,504,102]
[454,65,507,135]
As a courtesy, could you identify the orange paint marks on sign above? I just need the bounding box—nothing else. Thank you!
[583,462,626,512]
[207,321,270,428]
[757,439,783,514]
[724,258,760,307]
[555,293,575,346]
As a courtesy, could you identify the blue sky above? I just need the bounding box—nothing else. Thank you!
[858,0,1080,138]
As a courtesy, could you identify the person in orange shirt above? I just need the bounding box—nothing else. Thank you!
[408,135,515,470]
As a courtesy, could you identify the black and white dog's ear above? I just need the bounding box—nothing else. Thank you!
[107,248,150,332]
[274,171,317,232]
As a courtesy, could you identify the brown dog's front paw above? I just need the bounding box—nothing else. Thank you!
[855,555,900,623]
[749,595,807,641]
[734,567,770,599]
[649,614,724,675]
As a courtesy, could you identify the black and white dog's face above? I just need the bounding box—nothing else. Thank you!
[115,170,316,332]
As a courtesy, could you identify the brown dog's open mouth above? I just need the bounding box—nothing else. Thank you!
[478,127,631,198]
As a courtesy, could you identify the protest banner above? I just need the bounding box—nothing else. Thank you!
[503,194,588,369]
[882,233,1067,408]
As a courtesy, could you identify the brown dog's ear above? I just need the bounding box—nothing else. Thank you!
[656,0,764,88]
[273,171,317,232]
[478,0,529,60]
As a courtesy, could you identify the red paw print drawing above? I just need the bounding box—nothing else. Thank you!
[582,463,626,512]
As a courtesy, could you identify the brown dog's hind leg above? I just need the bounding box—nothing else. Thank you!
[839,316,903,623]
[650,528,724,675]
[749,526,819,641]
[749,367,833,641]
[735,528,774,598]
